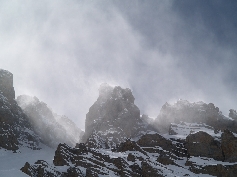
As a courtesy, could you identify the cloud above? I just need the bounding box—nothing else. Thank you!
[0,0,236,128]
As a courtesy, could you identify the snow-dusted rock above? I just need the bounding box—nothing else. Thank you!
[16,95,83,148]
[154,100,233,133]
[0,69,15,101]
[0,69,40,151]
[221,129,237,162]
[82,83,155,148]
[186,131,223,161]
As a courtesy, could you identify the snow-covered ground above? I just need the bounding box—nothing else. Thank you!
[0,144,55,177]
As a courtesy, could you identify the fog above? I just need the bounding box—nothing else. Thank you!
[0,0,237,129]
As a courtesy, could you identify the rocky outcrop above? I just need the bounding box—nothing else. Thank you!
[137,133,173,150]
[82,83,155,148]
[186,131,224,161]
[21,160,84,177]
[0,69,40,151]
[17,95,82,148]
[0,69,15,101]
[229,109,237,120]
[52,143,143,176]
[154,100,231,133]
[186,159,237,177]
[221,129,237,162]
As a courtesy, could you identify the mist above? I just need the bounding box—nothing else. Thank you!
[0,0,237,129]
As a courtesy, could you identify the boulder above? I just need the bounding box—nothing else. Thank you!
[186,131,223,161]
[221,129,237,162]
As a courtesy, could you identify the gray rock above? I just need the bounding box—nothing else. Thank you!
[82,83,154,148]
[0,69,40,151]
[221,129,237,162]
[186,131,223,161]
[17,95,82,148]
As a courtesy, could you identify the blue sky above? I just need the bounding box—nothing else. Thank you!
[0,0,236,129]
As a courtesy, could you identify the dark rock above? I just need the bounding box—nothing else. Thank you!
[186,159,237,177]
[221,129,237,162]
[0,69,40,151]
[20,162,32,176]
[0,69,15,101]
[53,143,74,166]
[127,153,136,162]
[86,168,99,177]
[157,152,175,165]
[186,131,223,161]
[63,167,84,177]
[129,163,142,177]
[21,160,62,177]
[82,83,154,148]
[116,139,146,154]
[141,161,164,177]
[137,133,172,151]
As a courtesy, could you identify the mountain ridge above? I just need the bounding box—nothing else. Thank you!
[1,69,237,176]
[20,82,237,177]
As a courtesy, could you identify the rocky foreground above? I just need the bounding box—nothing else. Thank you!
[20,83,237,177]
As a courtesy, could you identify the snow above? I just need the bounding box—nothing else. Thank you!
[188,156,237,166]
[0,144,55,177]
[164,122,222,140]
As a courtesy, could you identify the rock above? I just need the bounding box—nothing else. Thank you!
[129,163,142,177]
[64,167,84,177]
[86,168,99,177]
[17,95,82,148]
[82,83,155,148]
[157,152,175,165]
[53,143,74,166]
[0,69,40,151]
[185,131,223,161]
[21,160,63,177]
[0,69,15,101]
[115,139,148,157]
[186,159,237,177]
[154,100,224,133]
[20,162,32,176]
[18,82,237,177]
[221,129,237,162]
[229,109,237,120]
[141,161,164,177]
[127,153,136,162]
[137,133,173,151]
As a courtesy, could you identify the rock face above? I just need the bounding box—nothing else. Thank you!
[186,131,223,161]
[186,159,237,177]
[221,129,237,162]
[229,109,237,119]
[154,100,233,133]
[0,69,40,151]
[0,69,15,101]
[16,95,83,148]
[82,83,154,148]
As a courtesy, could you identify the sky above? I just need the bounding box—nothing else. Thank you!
[0,0,237,129]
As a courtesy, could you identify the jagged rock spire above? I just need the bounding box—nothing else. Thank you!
[0,69,15,101]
